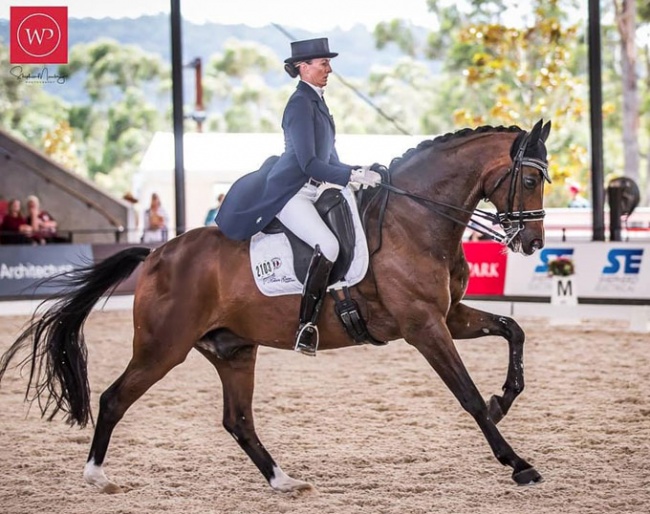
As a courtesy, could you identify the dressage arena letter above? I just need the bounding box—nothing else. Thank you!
[10,6,68,64]
[551,276,577,306]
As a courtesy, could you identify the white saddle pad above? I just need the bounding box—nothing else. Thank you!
[250,186,369,297]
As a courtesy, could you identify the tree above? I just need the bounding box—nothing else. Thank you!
[638,0,650,204]
[374,0,590,206]
[58,39,167,183]
[42,120,81,173]
[614,0,641,192]
[204,39,284,133]
[0,39,69,147]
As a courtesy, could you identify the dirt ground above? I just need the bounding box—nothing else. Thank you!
[0,309,649,514]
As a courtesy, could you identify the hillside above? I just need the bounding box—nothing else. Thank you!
[0,15,431,103]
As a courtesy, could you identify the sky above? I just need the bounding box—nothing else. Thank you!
[4,0,438,31]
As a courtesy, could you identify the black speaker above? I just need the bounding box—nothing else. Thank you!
[607,177,640,241]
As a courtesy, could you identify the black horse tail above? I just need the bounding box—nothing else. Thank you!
[0,246,151,428]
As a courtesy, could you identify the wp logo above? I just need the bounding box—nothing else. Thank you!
[10,6,68,64]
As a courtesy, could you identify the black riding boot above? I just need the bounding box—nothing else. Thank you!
[295,245,334,356]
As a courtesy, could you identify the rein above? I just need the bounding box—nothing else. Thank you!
[377,182,507,243]
[366,130,550,247]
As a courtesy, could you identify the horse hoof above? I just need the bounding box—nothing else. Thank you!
[273,479,314,493]
[488,395,505,424]
[269,467,314,493]
[512,467,543,486]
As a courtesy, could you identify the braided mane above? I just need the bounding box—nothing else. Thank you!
[390,125,523,170]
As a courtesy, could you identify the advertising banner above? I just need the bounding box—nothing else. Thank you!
[91,243,159,294]
[574,244,648,299]
[0,244,92,298]
[504,242,650,301]
[463,242,508,296]
[0,241,647,302]
[504,244,575,298]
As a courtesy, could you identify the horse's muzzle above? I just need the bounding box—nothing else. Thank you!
[517,237,544,255]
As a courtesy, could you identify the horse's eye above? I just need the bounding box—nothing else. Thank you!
[524,177,537,189]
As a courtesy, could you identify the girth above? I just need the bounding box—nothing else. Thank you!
[262,188,356,284]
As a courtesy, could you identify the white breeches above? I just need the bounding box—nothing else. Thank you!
[277,183,340,262]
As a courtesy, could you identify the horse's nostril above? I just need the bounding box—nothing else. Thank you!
[531,239,544,251]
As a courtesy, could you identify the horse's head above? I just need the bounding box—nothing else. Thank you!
[484,119,552,255]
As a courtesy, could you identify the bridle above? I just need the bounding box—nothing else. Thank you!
[367,130,551,248]
[474,131,551,245]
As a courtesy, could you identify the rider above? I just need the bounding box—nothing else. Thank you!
[215,37,382,356]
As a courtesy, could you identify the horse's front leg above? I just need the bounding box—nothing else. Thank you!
[446,302,525,424]
[406,317,541,485]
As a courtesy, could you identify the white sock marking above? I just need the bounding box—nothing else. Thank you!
[269,464,310,492]
[83,458,109,488]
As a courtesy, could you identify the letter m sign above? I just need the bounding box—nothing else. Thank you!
[10,6,68,64]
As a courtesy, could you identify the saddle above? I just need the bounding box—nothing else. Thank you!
[262,187,385,347]
[262,188,356,285]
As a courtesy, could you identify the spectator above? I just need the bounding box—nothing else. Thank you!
[122,191,140,242]
[0,198,33,244]
[469,230,491,242]
[204,193,225,226]
[141,192,169,243]
[567,182,590,208]
[0,196,8,222]
[25,194,60,244]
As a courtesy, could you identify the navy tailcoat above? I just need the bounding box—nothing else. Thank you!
[215,81,354,240]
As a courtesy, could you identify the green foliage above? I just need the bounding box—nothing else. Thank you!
[639,0,650,21]
[375,20,417,56]
[371,0,603,205]
[205,40,284,133]
[0,40,68,143]
[53,40,168,185]
[210,39,279,77]
[42,121,82,175]
[59,39,166,101]
[3,9,647,206]
[547,256,575,276]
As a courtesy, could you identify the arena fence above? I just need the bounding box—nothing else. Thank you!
[0,241,648,330]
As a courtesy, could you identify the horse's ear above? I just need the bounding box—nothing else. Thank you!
[529,119,543,143]
[541,120,552,143]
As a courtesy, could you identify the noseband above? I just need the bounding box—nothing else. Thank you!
[371,129,550,247]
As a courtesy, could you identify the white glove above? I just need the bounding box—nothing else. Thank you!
[350,166,382,188]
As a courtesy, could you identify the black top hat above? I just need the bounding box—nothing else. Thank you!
[284,37,338,64]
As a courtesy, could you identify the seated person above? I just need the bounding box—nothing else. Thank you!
[0,198,33,244]
[25,194,59,244]
[141,192,169,243]
[0,198,8,221]
[204,193,225,226]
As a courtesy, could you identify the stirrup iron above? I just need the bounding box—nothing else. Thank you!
[295,322,319,356]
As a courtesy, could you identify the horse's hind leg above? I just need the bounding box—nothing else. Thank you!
[84,337,192,493]
[195,329,312,492]
[446,302,526,424]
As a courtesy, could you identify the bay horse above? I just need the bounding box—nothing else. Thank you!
[0,120,552,494]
